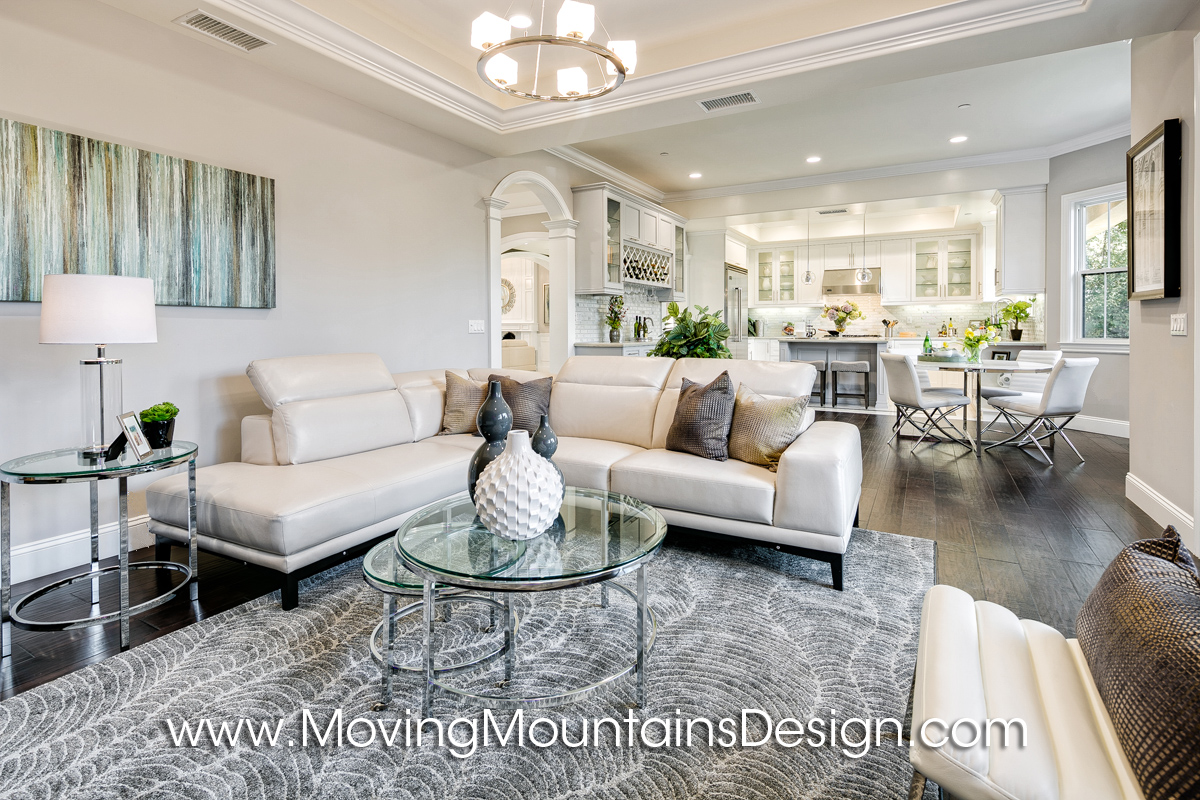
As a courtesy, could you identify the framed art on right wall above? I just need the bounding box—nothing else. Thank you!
[1126,118,1182,300]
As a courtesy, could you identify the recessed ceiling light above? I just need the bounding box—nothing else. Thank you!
[958,103,972,110]
[689,173,702,179]
[509,14,532,28]
[806,156,821,163]
[949,136,968,143]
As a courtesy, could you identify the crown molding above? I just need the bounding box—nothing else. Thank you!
[207,0,1089,136]
[545,146,665,203]
[661,124,1131,204]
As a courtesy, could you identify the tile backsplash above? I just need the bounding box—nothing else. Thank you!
[749,294,1045,342]
[576,285,664,343]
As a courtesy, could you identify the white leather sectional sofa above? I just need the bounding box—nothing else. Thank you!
[146,353,862,608]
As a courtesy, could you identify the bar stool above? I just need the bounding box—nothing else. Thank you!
[831,360,870,408]
[802,360,827,405]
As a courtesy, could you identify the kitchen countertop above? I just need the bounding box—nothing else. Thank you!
[755,336,1046,346]
[574,341,655,348]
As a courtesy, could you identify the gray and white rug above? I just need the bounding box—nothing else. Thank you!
[0,529,936,799]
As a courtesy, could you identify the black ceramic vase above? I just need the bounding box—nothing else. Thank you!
[467,381,512,502]
[531,413,565,500]
[142,418,175,449]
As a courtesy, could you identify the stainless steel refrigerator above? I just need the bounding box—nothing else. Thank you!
[724,265,749,359]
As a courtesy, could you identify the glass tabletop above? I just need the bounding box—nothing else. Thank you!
[0,442,198,483]
[363,540,425,591]
[397,487,667,590]
[916,359,1052,373]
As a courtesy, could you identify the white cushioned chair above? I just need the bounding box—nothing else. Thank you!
[985,357,1099,464]
[500,338,537,370]
[147,354,862,607]
[880,354,972,453]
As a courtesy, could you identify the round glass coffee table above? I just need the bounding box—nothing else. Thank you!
[396,487,667,715]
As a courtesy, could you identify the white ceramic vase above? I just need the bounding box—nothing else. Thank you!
[474,430,564,541]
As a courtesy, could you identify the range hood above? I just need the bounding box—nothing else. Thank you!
[821,268,880,296]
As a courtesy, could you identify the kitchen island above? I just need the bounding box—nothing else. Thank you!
[777,337,890,410]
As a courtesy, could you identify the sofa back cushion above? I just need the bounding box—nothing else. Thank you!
[393,369,468,441]
[652,359,816,449]
[246,353,415,464]
[549,356,675,448]
[1075,526,1200,800]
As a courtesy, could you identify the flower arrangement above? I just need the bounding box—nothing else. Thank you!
[605,296,626,331]
[961,325,1001,362]
[822,300,864,333]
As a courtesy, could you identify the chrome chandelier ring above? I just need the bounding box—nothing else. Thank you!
[476,35,626,102]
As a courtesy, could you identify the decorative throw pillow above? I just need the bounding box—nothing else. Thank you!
[666,372,737,461]
[488,373,552,434]
[1075,526,1200,800]
[728,385,809,472]
[439,371,485,435]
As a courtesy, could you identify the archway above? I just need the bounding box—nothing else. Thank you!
[486,171,576,371]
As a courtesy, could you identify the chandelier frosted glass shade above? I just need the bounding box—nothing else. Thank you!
[557,67,588,97]
[556,0,595,39]
[471,12,511,50]
[484,52,519,86]
[606,41,637,75]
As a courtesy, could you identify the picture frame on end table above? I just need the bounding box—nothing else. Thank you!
[1126,118,1182,301]
[118,412,154,461]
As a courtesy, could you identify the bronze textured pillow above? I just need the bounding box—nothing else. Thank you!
[666,372,736,461]
[488,373,552,434]
[728,385,809,472]
[1075,526,1200,800]
[439,371,485,435]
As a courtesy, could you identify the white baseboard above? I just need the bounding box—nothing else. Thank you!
[1066,415,1130,439]
[1126,473,1196,551]
[10,514,153,585]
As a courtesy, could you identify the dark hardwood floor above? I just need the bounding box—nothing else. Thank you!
[0,410,1159,700]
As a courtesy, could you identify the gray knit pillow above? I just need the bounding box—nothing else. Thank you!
[666,372,736,461]
[728,385,809,472]
[439,371,484,435]
[488,374,552,434]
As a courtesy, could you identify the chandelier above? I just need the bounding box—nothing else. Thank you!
[472,1,636,102]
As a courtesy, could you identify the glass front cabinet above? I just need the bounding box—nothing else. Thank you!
[571,183,687,297]
[754,248,798,304]
[913,235,977,302]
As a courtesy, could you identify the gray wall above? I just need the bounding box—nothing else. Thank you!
[0,1,599,553]
[1129,28,1197,524]
[1045,137,1131,424]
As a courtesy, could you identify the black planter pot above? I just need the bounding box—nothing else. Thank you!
[1010,328,1024,341]
[142,418,175,449]
[467,381,512,502]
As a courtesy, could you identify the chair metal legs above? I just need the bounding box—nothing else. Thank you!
[983,414,1083,465]
[889,403,972,453]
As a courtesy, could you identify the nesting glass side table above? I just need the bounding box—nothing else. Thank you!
[0,442,199,658]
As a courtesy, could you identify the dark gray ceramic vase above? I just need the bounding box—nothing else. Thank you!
[468,380,512,502]
[531,413,565,500]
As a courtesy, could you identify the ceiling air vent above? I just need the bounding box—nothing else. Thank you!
[697,91,760,113]
[817,208,849,215]
[174,10,273,52]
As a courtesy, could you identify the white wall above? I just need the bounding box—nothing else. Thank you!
[1045,137,1132,427]
[1128,26,1197,548]
[0,1,599,572]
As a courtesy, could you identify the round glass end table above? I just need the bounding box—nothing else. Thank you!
[0,443,199,658]
[396,487,667,715]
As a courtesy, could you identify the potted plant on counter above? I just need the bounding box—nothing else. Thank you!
[649,303,731,359]
[605,296,626,343]
[139,402,179,449]
[1001,298,1035,341]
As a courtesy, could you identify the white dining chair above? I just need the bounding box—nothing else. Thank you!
[980,349,1061,435]
[880,354,972,453]
[984,357,1099,464]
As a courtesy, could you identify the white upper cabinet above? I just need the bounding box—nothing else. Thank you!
[823,242,852,269]
[571,183,687,295]
[879,239,912,304]
[641,209,659,247]
[621,201,640,242]
[822,241,879,270]
[725,238,748,268]
[992,187,1046,293]
[912,235,978,302]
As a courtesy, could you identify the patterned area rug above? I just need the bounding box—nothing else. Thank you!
[0,529,936,799]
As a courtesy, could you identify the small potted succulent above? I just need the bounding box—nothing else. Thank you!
[605,296,626,343]
[139,402,179,449]
[1001,298,1035,341]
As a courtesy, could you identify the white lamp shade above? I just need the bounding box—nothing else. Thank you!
[606,40,636,75]
[557,67,589,97]
[556,0,594,39]
[485,52,519,86]
[471,12,511,50]
[40,274,158,344]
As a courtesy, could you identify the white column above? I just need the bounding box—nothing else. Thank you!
[484,196,509,369]
[543,218,579,373]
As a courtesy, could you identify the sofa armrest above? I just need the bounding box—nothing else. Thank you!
[241,414,278,465]
[773,421,861,537]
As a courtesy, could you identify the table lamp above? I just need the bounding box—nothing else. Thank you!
[39,275,158,455]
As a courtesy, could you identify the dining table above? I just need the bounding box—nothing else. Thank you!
[913,358,1054,457]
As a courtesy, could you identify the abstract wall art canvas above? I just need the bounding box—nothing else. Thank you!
[0,118,275,308]
[1126,118,1181,301]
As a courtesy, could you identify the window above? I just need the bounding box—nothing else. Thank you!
[1061,183,1129,351]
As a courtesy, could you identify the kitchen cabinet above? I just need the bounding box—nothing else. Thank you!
[725,237,748,268]
[572,183,687,295]
[753,247,798,304]
[621,201,640,243]
[992,186,1046,294]
[659,217,676,252]
[879,239,912,303]
[641,209,660,247]
[673,224,686,300]
[823,241,879,270]
[912,234,977,302]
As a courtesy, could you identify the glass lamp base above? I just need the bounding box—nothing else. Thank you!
[81,356,123,453]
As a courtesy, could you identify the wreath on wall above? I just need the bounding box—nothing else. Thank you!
[500,278,517,314]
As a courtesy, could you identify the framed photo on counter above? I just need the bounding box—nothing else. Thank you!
[1127,119,1181,300]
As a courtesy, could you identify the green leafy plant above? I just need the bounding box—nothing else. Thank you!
[140,402,180,424]
[605,296,626,331]
[1001,298,1035,330]
[649,303,731,359]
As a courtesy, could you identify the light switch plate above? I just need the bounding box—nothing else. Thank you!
[1170,313,1187,336]
[468,319,485,334]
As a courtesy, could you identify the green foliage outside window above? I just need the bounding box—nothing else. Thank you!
[1082,218,1129,340]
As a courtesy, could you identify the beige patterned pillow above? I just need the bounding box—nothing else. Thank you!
[439,371,485,435]
[728,384,809,471]
[488,374,552,434]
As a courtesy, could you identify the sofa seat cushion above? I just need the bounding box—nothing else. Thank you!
[147,440,471,557]
[552,437,645,491]
[609,448,775,525]
[911,585,1143,800]
[436,433,483,451]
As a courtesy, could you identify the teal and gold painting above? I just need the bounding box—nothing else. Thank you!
[0,118,275,308]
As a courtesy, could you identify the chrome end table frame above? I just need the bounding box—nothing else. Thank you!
[0,444,199,658]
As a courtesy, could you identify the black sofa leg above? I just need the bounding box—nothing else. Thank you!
[154,535,173,561]
[853,505,860,528]
[829,553,844,591]
[281,574,299,610]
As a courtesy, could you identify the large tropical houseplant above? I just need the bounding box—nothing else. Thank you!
[649,303,732,359]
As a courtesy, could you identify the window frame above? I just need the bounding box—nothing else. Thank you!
[1060,182,1130,354]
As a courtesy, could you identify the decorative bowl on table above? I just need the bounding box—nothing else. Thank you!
[918,352,966,363]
